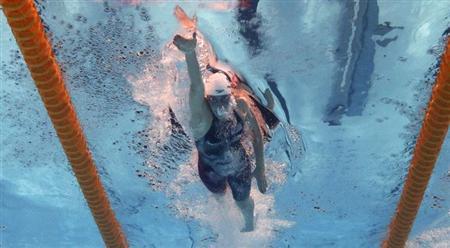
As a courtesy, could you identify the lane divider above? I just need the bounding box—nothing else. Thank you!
[383,39,449,247]
[3,0,448,247]
[0,1,128,247]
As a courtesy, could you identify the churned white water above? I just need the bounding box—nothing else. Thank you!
[1,1,449,247]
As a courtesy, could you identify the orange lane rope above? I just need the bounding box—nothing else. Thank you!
[383,39,450,247]
[0,0,128,247]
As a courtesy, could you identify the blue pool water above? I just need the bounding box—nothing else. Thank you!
[1,1,449,247]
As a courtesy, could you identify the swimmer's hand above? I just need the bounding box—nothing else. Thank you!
[173,33,197,54]
[174,5,197,31]
[254,171,268,194]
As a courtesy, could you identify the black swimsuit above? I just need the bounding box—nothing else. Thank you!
[195,111,252,201]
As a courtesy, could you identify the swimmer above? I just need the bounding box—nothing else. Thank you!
[172,5,278,232]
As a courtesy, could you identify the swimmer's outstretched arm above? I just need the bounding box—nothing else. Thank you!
[236,99,267,194]
[174,5,243,84]
[173,34,212,140]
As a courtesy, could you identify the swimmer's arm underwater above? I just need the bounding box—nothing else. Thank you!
[173,34,212,140]
[174,5,243,85]
[236,99,268,194]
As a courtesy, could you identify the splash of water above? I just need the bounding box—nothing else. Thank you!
[168,150,294,247]
[128,39,192,141]
[128,35,296,247]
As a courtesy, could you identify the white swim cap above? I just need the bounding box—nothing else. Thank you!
[205,73,231,96]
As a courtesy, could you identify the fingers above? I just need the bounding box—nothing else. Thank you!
[174,5,186,19]
[174,6,188,24]
[174,6,181,19]
[174,5,195,29]
[174,5,198,31]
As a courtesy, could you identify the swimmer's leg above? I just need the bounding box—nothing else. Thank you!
[236,197,255,232]
[198,156,227,195]
[228,166,254,232]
